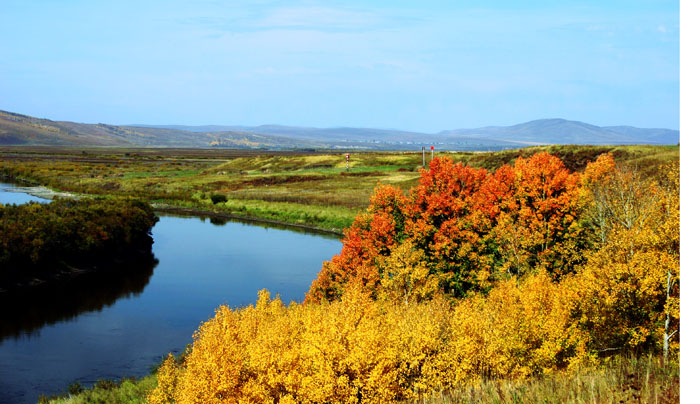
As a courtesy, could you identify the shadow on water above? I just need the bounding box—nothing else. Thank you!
[162,211,341,240]
[0,255,158,343]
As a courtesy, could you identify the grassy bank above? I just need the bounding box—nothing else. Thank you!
[40,355,678,404]
[38,376,157,404]
[0,145,678,232]
[414,355,679,404]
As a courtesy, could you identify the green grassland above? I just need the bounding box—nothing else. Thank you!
[0,145,678,233]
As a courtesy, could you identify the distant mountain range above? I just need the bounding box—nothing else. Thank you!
[0,110,679,150]
[438,119,679,146]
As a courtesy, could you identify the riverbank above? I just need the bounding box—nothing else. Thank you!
[1,175,343,236]
[1,184,78,200]
[151,204,343,236]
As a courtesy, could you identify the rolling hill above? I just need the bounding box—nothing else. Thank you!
[438,119,679,146]
[0,110,679,150]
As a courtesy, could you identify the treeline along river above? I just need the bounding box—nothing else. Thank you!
[0,182,341,404]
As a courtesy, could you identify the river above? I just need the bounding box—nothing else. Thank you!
[0,182,342,403]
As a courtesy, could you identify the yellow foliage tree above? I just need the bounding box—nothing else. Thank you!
[150,278,594,403]
[377,241,442,304]
[570,159,680,358]
[451,272,590,381]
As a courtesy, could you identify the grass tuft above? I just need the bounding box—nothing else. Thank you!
[408,355,679,404]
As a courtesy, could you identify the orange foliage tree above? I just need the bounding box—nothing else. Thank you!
[403,157,492,295]
[308,152,585,301]
[491,152,584,278]
[307,184,408,302]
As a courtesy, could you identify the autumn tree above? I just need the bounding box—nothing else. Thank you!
[403,157,493,295]
[308,152,587,301]
[376,241,441,304]
[490,152,584,278]
[306,184,408,303]
[570,156,680,358]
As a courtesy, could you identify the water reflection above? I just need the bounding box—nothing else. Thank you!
[0,255,158,342]
[159,210,341,239]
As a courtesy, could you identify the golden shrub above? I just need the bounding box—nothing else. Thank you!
[451,272,590,381]
[151,276,596,403]
[148,353,179,404]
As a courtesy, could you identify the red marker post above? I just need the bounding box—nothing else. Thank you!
[430,146,434,161]
[345,153,350,171]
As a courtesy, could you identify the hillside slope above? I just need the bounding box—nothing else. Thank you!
[1,110,679,149]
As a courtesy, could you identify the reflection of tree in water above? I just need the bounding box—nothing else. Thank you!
[0,254,158,342]
[209,216,227,226]
[160,213,340,240]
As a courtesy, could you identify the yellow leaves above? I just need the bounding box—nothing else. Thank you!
[569,160,680,356]
[581,153,616,189]
[377,241,441,304]
[147,354,179,404]
[451,272,590,381]
[151,275,598,403]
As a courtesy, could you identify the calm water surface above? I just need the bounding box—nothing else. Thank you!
[0,183,342,403]
[0,182,48,205]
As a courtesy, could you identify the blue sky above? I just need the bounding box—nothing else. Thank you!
[0,0,679,132]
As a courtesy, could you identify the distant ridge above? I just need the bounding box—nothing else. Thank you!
[0,110,679,150]
[438,118,679,146]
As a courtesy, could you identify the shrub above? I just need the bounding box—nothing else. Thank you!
[0,198,158,287]
[210,193,227,204]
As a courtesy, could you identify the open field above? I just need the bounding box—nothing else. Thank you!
[0,145,679,233]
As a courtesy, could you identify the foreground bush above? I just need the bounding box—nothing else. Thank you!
[149,272,594,404]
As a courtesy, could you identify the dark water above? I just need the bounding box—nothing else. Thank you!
[0,183,341,403]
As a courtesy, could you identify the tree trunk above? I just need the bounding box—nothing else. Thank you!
[663,269,672,364]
